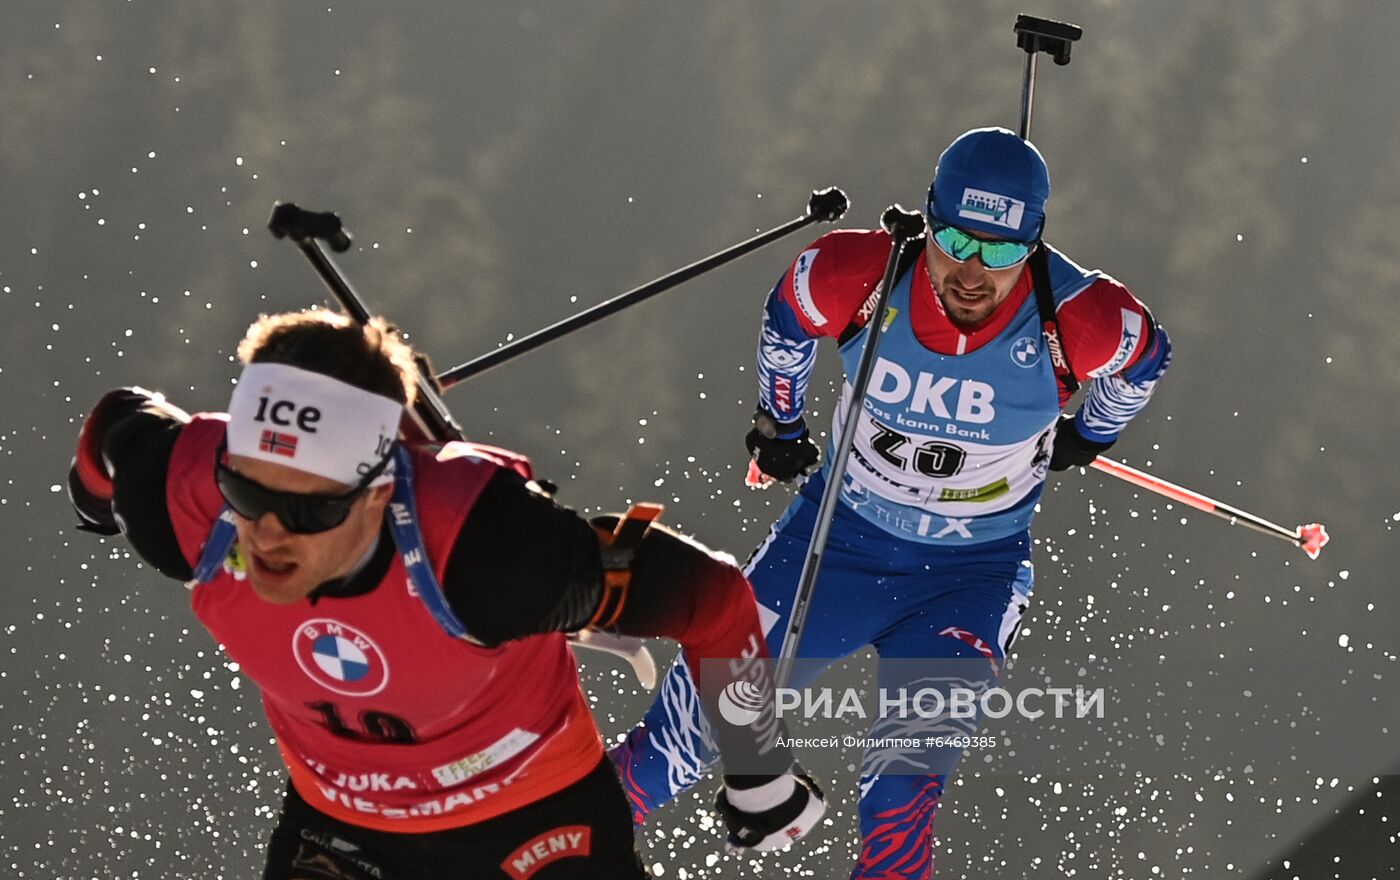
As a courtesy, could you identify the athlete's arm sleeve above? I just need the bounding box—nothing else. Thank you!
[446,486,795,775]
[441,471,604,647]
[444,479,781,670]
[756,230,890,425]
[1059,278,1172,442]
[591,514,797,780]
[69,389,195,581]
[588,513,771,661]
[757,285,821,426]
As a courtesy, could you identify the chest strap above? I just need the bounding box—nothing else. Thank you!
[191,508,239,584]
[383,445,476,640]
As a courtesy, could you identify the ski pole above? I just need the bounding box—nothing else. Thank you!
[1089,456,1330,559]
[268,202,662,685]
[268,202,466,444]
[772,206,928,692]
[1014,14,1082,140]
[435,187,849,388]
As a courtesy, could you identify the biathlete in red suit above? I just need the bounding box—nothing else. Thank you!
[68,311,825,879]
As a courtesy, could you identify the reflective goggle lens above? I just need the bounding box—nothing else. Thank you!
[931,224,1033,270]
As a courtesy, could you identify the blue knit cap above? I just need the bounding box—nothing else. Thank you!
[927,127,1050,243]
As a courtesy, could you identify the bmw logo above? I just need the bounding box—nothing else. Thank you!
[293,619,390,696]
[1011,336,1041,368]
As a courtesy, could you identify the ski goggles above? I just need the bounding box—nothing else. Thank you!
[214,449,392,535]
[929,223,1035,270]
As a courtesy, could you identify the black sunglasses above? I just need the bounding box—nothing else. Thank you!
[214,450,393,535]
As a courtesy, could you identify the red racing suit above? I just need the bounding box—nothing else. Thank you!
[170,415,600,831]
[70,394,794,837]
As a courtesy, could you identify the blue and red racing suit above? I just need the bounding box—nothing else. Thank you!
[611,228,1171,878]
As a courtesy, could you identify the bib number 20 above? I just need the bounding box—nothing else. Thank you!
[869,422,966,478]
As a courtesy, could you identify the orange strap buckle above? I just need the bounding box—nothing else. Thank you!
[589,502,664,629]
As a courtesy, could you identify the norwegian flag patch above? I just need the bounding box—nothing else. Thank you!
[259,429,298,457]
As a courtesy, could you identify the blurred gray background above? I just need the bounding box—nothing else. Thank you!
[2,1,1397,877]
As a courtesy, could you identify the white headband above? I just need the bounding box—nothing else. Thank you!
[226,362,403,487]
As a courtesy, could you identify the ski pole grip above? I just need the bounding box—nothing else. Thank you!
[881,205,927,243]
[807,187,850,223]
[268,202,353,253]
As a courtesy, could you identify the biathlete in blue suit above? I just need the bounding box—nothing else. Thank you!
[611,127,1172,878]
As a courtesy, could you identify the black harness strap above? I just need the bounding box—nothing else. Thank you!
[1029,243,1079,396]
[837,237,928,347]
[836,236,1081,402]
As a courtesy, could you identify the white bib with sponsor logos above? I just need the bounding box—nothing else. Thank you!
[831,268,1061,544]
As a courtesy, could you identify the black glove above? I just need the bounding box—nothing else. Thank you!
[745,411,820,483]
[68,387,157,535]
[1049,413,1116,471]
